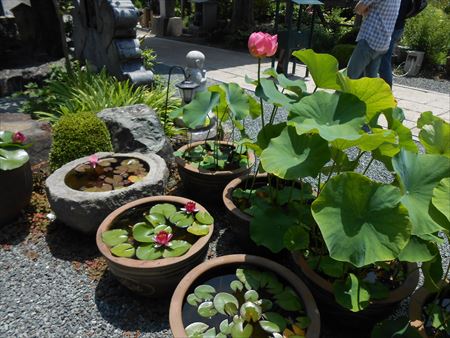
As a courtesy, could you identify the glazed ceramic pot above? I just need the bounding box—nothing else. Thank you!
[175,141,255,201]
[96,195,214,297]
[0,160,32,225]
[170,254,321,338]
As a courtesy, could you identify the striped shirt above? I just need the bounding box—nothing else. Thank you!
[357,0,401,51]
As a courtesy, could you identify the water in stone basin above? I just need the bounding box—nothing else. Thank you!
[64,157,149,192]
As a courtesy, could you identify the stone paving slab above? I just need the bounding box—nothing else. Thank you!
[141,33,450,137]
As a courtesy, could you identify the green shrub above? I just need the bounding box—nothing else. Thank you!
[142,48,157,70]
[402,5,450,65]
[49,112,113,171]
[330,44,356,69]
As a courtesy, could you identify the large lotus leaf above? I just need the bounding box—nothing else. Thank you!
[213,292,239,315]
[338,76,396,121]
[289,91,366,141]
[136,244,163,260]
[398,236,437,263]
[110,243,135,258]
[101,229,128,247]
[417,111,450,157]
[0,148,29,170]
[292,49,340,90]
[256,78,297,108]
[150,203,177,219]
[333,273,370,312]
[176,91,220,129]
[250,203,299,253]
[162,240,191,258]
[312,172,411,267]
[256,123,286,153]
[276,73,307,96]
[422,254,443,292]
[260,126,331,180]
[132,222,155,243]
[392,150,450,236]
[210,82,256,121]
[185,322,209,337]
[431,177,450,231]
[331,128,397,152]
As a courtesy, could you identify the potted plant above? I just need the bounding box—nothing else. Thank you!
[46,152,168,233]
[96,195,214,297]
[170,83,259,200]
[0,131,32,225]
[169,254,321,338]
[230,49,450,330]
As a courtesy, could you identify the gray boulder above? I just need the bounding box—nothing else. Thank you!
[97,104,173,164]
[46,152,168,233]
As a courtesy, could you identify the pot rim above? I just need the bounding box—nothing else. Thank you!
[175,141,256,176]
[409,279,450,338]
[96,195,214,269]
[292,251,420,305]
[169,254,321,338]
[222,173,268,222]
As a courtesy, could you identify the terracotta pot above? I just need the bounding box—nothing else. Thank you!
[0,160,32,226]
[175,141,255,201]
[96,196,214,297]
[169,254,321,338]
[292,252,420,333]
[409,280,450,338]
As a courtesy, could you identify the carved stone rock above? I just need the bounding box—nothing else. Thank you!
[72,0,153,85]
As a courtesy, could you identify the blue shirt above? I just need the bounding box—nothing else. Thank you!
[357,0,401,51]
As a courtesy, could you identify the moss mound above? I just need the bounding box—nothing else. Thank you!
[49,112,113,171]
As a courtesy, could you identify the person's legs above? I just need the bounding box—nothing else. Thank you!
[365,52,384,77]
[379,28,404,87]
[347,39,375,79]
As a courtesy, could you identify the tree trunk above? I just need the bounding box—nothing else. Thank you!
[230,0,254,32]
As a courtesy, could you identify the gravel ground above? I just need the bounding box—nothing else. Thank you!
[1,68,449,338]
[393,75,450,95]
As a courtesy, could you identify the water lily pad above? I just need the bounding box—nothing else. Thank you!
[132,222,155,243]
[162,240,191,258]
[198,301,217,318]
[333,273,370,312]
[185,322,209,337]
[274,288,302,311]
[213,292,239,315]
[136,244,163,260]
[150,203,177,218]
[240,301,262,322]
[153,224,172,234]
[264,312,287,331]
[144,213,166,227]
[259,320,280,333]
[169,212,194,228]
[231,318,253,338]
[110,243,135,258]
[187,293,201,306]
[194,285,216,301]
[195,211,214,225]
[244,290,259,302]
[187,222,210,236]
[101,229,128,247]
[220,319,232,334]
[230,280,244,292]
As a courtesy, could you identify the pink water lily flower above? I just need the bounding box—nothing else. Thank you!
[89,154,99,168]
[248,32,278,58]
[12,131,26,144]
[181,201,198,214]
[153,231,173,247]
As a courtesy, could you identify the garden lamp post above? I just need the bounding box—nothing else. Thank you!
[163,65,200,128]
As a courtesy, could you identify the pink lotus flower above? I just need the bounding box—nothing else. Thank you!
[89,154,99,168]
[12,131,26,144]
[153,231,173,247]
[182,201,198,214]
[248,32,278,58]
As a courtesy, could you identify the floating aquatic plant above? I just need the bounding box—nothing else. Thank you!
[184,268,310,338]
[102,202,213,260]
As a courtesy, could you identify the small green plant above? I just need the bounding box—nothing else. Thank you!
[184,267,310,338]
[49,112,113,171]
[402,5,450,65]
[102,202,213,260]
[142,48,157,71]
[0,131,30,170]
